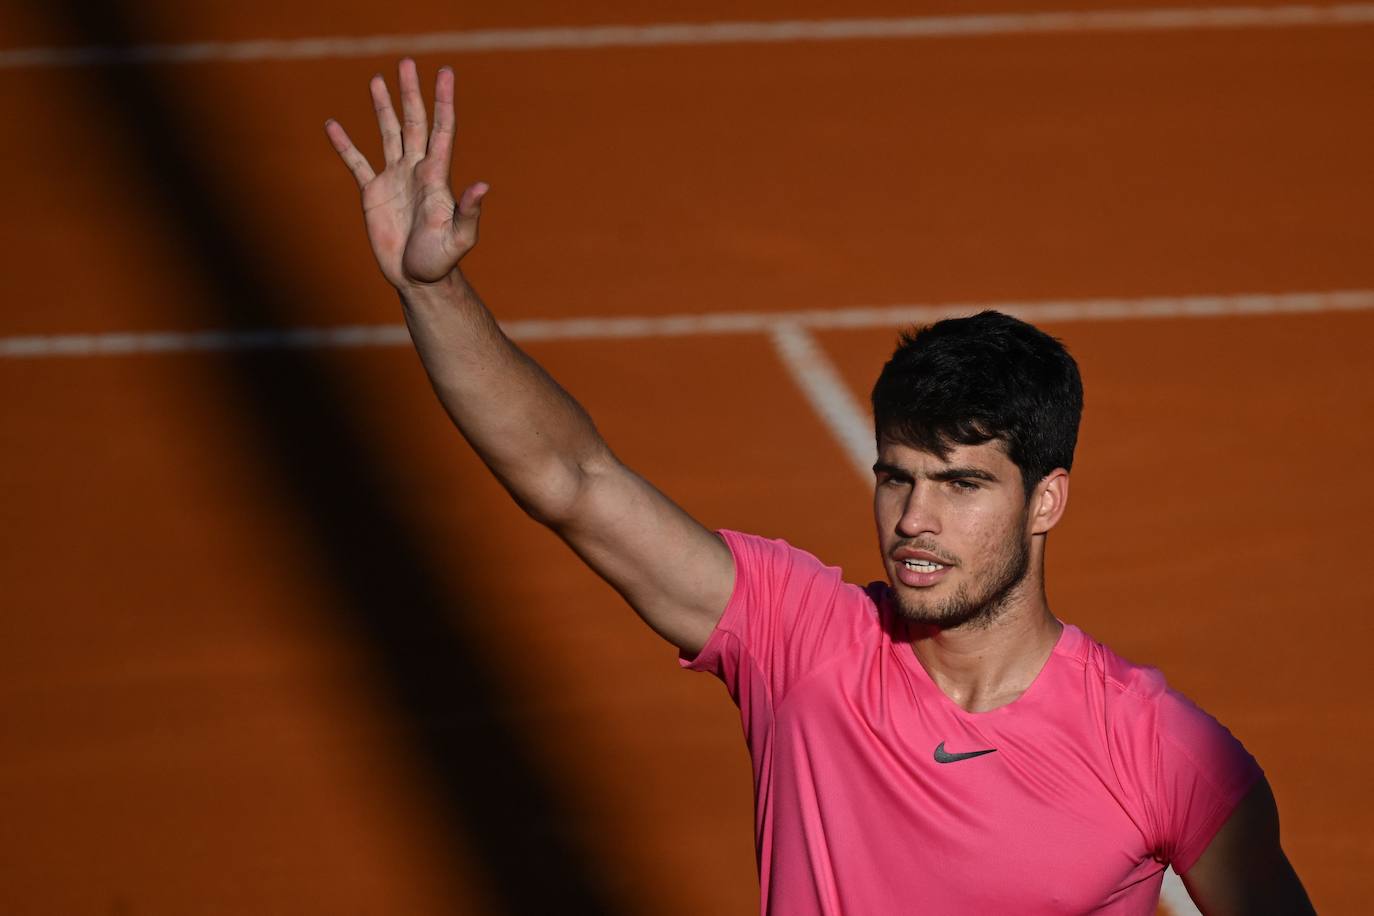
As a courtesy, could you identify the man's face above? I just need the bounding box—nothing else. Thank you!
[873,438,1034,630]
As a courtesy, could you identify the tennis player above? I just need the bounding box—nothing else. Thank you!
[325,60,1314,915]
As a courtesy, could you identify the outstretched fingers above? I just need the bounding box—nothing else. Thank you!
[397,58,428,157]
[324,119,376,189]
[369,74,403,165]
[426,66,457,178]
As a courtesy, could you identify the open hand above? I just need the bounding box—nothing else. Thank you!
[325,60,487,290]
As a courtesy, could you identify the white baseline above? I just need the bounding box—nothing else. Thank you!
[2,5,1374,69]
[3,288,1370,359]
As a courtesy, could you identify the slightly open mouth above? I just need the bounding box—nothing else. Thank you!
[902,559,946,573]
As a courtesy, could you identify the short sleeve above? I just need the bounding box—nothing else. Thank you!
[679,529,873,707]
[1154,688,1264,873]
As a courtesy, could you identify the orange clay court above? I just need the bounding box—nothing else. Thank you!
[1,2,1371,913]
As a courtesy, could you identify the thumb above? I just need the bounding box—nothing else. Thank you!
[457,181,488,221]
[450,181,488,251]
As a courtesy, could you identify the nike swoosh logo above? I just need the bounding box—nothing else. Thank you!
[933,741,998,764]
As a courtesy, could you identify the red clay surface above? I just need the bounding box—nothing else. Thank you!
[2,3,1372,913]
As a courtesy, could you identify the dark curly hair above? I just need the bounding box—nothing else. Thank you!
[870,310,1084,497]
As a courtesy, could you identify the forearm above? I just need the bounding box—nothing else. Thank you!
[399,271,610,523]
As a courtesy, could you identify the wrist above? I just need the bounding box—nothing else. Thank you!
[397,269,473,311]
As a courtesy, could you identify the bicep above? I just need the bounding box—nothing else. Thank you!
[1179,776,1315,915]
[552,454,734,655]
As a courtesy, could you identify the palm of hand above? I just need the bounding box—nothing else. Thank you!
[326,61,486,290]
[361,167,456,286]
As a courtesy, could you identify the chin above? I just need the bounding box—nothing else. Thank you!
[892,583,1011,632]
[894,599,985,631]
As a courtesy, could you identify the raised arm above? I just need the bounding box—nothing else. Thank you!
[324,60,732,654]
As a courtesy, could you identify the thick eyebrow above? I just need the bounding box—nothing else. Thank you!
[929,466,999,483]
[872,461,912,479]
[872,462,999,483]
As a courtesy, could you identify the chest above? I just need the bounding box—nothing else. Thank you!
[764,646,1160,912]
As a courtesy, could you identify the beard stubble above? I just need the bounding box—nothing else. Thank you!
[892,522,1032,631]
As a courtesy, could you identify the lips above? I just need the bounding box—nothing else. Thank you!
[891,547,955,588]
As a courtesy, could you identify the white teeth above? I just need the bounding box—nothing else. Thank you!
[904,560,944,571]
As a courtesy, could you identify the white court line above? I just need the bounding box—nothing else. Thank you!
[3,288,1371,359]
[769,323,877,480]
[3,4,1374,68]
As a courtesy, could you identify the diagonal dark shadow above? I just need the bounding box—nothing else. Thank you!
[43,3,625,913]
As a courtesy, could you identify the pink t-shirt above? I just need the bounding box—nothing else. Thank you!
[682,531,1261,915]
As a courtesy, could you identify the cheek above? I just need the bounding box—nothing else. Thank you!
[873,489,901,529]
[951,504,1021,562]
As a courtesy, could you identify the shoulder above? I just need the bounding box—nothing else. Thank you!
[1063,626,1261,865]
[708,529,880,681]
[717,529,870,609]
[1071,628,1246,750]
[1060,625,1244,767]
[1057,623,1170,706]
[719,529,840,577]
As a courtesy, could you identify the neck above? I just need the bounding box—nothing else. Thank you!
[907,576,1062,714]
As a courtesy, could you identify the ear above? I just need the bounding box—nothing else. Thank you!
[1028,469,1070,535]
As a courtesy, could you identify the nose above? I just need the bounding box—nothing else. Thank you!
[896,482,941,538]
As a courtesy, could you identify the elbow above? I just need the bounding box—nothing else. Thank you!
[514,446,618,531]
